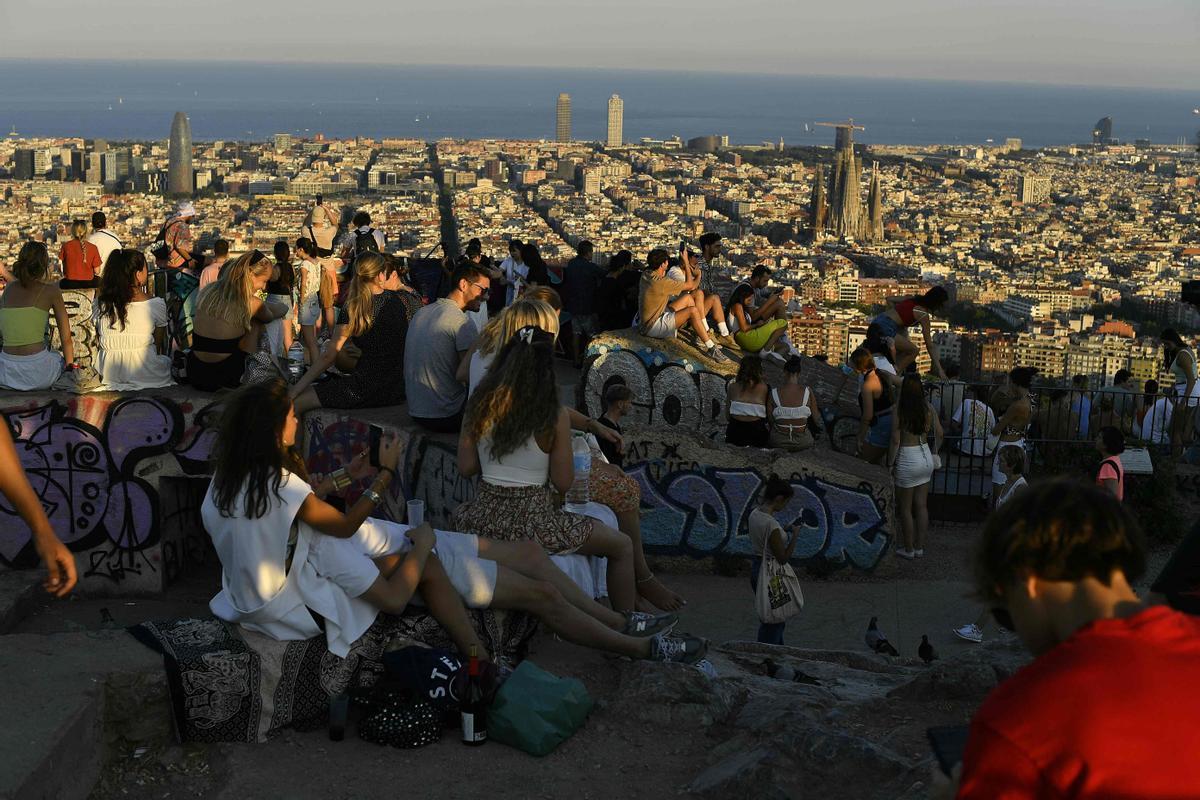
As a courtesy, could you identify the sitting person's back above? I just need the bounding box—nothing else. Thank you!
[956,478,1200,798]
[93,249,173,390]
[0,241,73,390]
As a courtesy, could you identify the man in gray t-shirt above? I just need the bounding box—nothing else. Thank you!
[404,263,490,432]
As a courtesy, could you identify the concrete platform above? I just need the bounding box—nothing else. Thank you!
[0,630,168,800]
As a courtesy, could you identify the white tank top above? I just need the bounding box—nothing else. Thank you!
[771,387,812,423]
[479,433,550,487]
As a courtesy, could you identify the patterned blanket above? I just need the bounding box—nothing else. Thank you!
[131,609,537,743]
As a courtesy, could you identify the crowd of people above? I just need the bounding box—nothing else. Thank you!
[6,201,1200,796]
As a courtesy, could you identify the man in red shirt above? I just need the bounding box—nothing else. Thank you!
[938,478,1200,799]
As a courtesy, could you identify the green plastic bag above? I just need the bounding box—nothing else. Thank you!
[488,661,593,756]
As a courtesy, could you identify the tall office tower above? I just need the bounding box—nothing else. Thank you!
[866,163,884,242]
[12,149,35,180]
[556,93,571,142]
[606,94,623,147]
[168,111,194,195]
[274,133,293,152]
[1092,116,1113,145]
[809,164,827,238]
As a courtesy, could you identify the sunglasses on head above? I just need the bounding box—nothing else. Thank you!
[249,250,267,265]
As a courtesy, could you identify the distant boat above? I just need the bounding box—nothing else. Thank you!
[107,105,113,111]
[118,97,123,104]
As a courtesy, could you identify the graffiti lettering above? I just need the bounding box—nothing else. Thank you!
[627,465,889,572]
[407,439,476,525]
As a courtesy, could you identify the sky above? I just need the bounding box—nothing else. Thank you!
[1,0,1197,90]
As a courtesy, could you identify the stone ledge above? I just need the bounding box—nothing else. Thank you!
[580,328,861,441]
[0,630,168,800]
[0,572,39,635]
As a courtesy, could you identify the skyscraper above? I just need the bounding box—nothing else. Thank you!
[606,94,623,148]
[556,93,571,142]
[168,111,193,195]
[1092,116,1113,145]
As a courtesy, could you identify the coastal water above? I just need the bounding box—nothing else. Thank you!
[0,59,1195,148]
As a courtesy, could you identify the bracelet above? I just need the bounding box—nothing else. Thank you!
[362,489,383,505]
[331,468,352,491]
[378,465,397,482]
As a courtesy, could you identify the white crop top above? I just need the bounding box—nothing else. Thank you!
[479,433,550,487]
[771,387,812,422]
[729,400,767,418]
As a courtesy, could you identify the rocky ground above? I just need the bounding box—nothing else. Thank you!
[9,522,1173,800]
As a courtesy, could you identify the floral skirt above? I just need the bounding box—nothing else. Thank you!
[590,461,640,514]
[451,482,592,555]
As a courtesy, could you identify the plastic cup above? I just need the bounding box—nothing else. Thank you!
[407,499,425,527]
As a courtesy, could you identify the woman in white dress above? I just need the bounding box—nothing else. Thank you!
[94,249,173,390]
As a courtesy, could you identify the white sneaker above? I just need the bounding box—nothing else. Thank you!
[766,350,788,366]
[914,549,925,558]
[895,548,915,560]
[953,623,983,643]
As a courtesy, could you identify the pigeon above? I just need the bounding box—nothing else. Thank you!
[866,616,899,656]
[919,634,938,664]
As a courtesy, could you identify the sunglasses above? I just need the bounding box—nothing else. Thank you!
[468,281,490,296]
[990,607,1015,632]
[249,250,267,266]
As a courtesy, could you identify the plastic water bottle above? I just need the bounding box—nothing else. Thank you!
[566,434,591,508]
[287,341,305,381]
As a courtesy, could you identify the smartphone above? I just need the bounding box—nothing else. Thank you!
[926,725,970,776]
[368,423,384,468]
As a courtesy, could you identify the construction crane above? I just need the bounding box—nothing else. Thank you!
[816,119,866,151]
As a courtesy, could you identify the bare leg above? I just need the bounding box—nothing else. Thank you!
[612,506,685,611]
[416,557,490,661]
[859,441,887,465]
[474,538,625,628]
[895,485,915,551]
[301,324,319,365]
[489,569,649,659]
[893,334,918,373]
[764,325,788,354]
[914,481,930,551]
[573,522,636,612]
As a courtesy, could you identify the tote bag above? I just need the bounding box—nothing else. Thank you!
[755,529,804,624]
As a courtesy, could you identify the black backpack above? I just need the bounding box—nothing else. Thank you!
[350,228,380,264]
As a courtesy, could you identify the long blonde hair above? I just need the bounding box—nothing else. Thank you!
[195,251,272,331]
[477,299,560,358]
[343,253,397,338]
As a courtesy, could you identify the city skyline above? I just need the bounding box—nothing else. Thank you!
[0,0,1195,91]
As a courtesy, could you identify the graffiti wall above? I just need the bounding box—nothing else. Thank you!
[0,390,219,593]
[622,430,894,572]
[47,289,99,374]
[581,331,861,440]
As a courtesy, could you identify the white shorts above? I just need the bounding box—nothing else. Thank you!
[0,349,64,391]
[316,518,497,608]
[642,312,677,339]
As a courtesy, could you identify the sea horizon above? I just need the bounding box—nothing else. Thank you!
[1,58,1196,149]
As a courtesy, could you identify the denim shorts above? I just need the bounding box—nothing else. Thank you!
[871,313,900,340]
[866,411,893,448]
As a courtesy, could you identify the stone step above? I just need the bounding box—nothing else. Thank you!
[0,631,169,800]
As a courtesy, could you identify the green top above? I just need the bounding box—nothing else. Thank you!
[0,306,49,347]
[1171,348,1195,387]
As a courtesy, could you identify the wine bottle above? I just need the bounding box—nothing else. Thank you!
[460,645,487,746]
